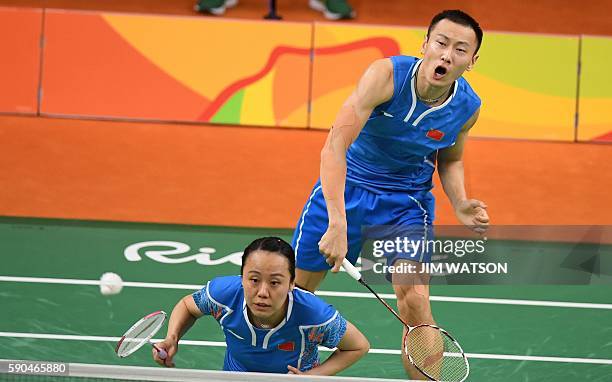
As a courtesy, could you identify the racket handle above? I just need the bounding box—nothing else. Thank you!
[151,343,167,360]
[342,259,362,281]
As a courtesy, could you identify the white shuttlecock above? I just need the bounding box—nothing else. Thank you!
[99,272,124,296]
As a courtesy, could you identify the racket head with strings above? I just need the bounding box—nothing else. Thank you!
[403,324,469,382]
[341,260,469,381]
[115,310,167,358]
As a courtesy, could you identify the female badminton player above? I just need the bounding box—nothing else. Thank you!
[152,236,369,375]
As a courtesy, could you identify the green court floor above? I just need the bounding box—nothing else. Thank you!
[1,217,611,381]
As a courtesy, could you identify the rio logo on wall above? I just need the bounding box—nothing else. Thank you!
[124,241,242,266]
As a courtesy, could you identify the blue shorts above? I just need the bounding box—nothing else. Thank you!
[292,180,435,272]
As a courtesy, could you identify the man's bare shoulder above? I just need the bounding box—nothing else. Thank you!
[461,107,480,132]
[358,58,394,107]
[368,58,393,82]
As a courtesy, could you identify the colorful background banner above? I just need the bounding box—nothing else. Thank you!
[311,23,579,141]
[41,11,312,128]
[310,23,422,129]
[0,7,42,114]
[1,7,607,141]
[464,32,579,141]
[578,36,612,142]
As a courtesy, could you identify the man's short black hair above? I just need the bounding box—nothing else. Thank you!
[427,10,483,53]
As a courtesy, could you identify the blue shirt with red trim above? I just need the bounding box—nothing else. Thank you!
[192,275,347,373]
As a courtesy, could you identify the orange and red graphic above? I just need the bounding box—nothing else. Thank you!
[1,7,606,141]
[41,11,312,127]
[308,327,324,344]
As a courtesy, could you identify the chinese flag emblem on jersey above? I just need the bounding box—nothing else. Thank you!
[278,341,295,352]
[426,129,445,141]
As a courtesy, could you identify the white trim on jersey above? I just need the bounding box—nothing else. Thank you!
[241,291,295,349]
[242,299,258,347]
[297,310,339,370]
[403,59,458,126]
[227,329,244,340]
[424,156,436,168]
[412,80,458,127]
[405,195,429,263]
[295,185,322,259]
[205,281,234,330]
[294,286,315,296]
[402,59,420,123]
[262,291,294,349]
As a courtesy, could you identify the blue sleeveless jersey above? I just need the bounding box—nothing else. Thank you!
[192,276,347,373]
[346,56,481,193]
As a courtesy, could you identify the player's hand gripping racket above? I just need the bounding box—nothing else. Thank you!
[115,310,168,360]
[342,260,469,382]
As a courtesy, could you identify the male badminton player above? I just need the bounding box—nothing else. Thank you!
[152,237,369,375]
[291,10,489,379]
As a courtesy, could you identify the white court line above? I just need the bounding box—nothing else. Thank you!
[1,332,612,365]
[317,291,612,310]
[0,276,201,290]
[2,275,612,310]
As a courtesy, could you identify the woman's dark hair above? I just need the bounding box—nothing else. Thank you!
[241,237,295,281]
[428,9,483,54]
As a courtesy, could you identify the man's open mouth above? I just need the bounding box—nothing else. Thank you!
[433,65,447,79]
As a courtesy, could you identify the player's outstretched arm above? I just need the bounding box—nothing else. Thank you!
[437,108,489,233]
[287,321,370,376]
[153,295,203,368]
[319,58,394,272]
